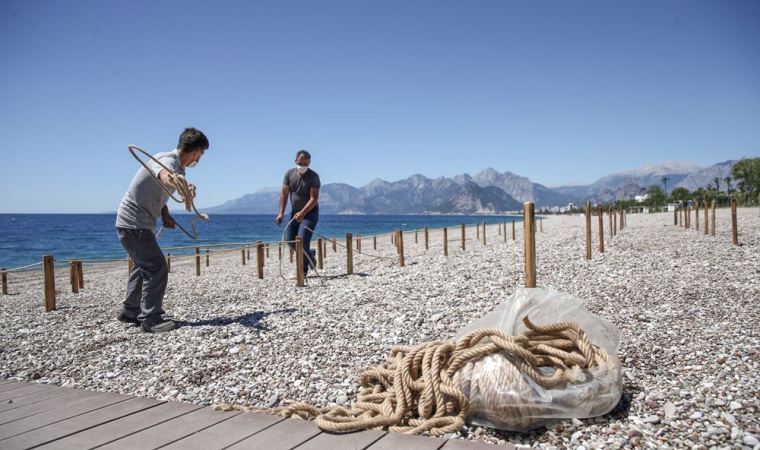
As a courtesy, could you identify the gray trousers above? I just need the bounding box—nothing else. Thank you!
[116,228,167,324]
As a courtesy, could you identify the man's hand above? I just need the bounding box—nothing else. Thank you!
[162,214,176,229]
[294,210,306,222]
[275,213,284,226]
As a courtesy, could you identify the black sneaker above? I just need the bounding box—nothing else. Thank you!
[117,312,140,326]
[141,319,177,333]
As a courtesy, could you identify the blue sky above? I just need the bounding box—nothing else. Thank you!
[1,0,759,213]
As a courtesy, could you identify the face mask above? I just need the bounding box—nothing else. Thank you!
[296,165,308,174]
[186,160,198,168]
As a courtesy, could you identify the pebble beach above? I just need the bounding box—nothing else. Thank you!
[1,208,758,449]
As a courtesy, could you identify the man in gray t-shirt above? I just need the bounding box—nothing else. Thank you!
[115,127,209,333]
[275,149,321,278]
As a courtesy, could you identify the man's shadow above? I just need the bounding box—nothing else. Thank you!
[176,308,297,332]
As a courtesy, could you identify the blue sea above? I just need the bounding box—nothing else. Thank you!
[0,214,523,269]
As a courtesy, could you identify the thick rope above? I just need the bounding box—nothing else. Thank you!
[214,316,610,436]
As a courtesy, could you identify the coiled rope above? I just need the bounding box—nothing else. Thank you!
[128,145,208,240]
[214,317,610,436]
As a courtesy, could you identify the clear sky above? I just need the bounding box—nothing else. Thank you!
[1,0,759,213]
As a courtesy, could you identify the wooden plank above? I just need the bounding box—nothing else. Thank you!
[295,429,386,450]
[162,410,284,450]
[0,396,160,450]
[0,382,32,394]
[442,438,516,449]
[0,383,54,402]
[98,407,240,450]
[37,400,196,449]
[0,386,75,413]
[227,416,322,450]
[0,390,91,424]
[368,432,446,450]
[0,391,126,440]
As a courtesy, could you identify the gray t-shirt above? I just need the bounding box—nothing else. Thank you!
[116,149,184,229]
[283,168,321,213]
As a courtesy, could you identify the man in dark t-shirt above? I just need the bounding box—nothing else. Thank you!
[275,149,321,277]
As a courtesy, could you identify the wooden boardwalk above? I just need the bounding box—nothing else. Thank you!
[0,380,513,449]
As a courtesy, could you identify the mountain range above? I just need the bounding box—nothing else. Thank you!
[205,159,740,214]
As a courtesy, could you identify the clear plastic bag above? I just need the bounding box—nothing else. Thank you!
[453,287,623,431]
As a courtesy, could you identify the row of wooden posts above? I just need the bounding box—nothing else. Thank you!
[673,198,739,245]
[583,203,627,260]
[6,214,546,311]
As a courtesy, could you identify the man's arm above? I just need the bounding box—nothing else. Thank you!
[161,205,176,228]
[294,188,319,221]
[275,184,289,225]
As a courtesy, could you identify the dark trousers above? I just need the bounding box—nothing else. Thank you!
[116,227,167,324]
[285,209,319,274]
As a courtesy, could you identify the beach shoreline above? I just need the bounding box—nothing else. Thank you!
[1,208,758,448]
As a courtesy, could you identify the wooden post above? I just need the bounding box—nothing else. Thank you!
[398,230,405,267]
[206,249,209,267]
[357,235,362,253]
[687,207,691,229]
[323,240,328,260]
[476,222,480,240]
[461,223,465,250]
[499,223,502,236]
[503,222,507,243]
[346,233,353,275]
[704,201,709,235]
[332,239,337,252]
[482,221,486,245]
[266,244,270,258]
[278,242,282,260]
[711,201,716,237]
[76,261,84,289]
[1,269,7,295]
[195,247,201,276]
[424,227,429,250]
[523,203,536,288]
[295,237,304,287]
[43,255,56,312]
[540,217,543,233]
[674,207,678,225]
[596,207,604,253]
[443,227,448,256]
[585,202,592,260]
[414,230,418,244]
[608,208,613,240]
[247,247,251,261]
[256,241,264,279]
[731,199,738,245]
[695,203,700,230]
[512,220,515,241]
[317,238,324,269]
[167,254,172,273]
[242,248,246,265]
[373,235,377,251]
[70,261,79,293]
[613,210,617,236]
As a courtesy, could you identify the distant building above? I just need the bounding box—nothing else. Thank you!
[665,203,678,212]
[634,194,649,202]
[628,206,649,214]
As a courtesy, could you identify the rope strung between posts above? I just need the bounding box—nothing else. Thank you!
[128,145,208,240]
[214,317,609,436]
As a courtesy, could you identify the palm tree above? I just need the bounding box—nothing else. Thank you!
[661,176,669,193]
[724,176,732,193]
[714,177,721,192]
